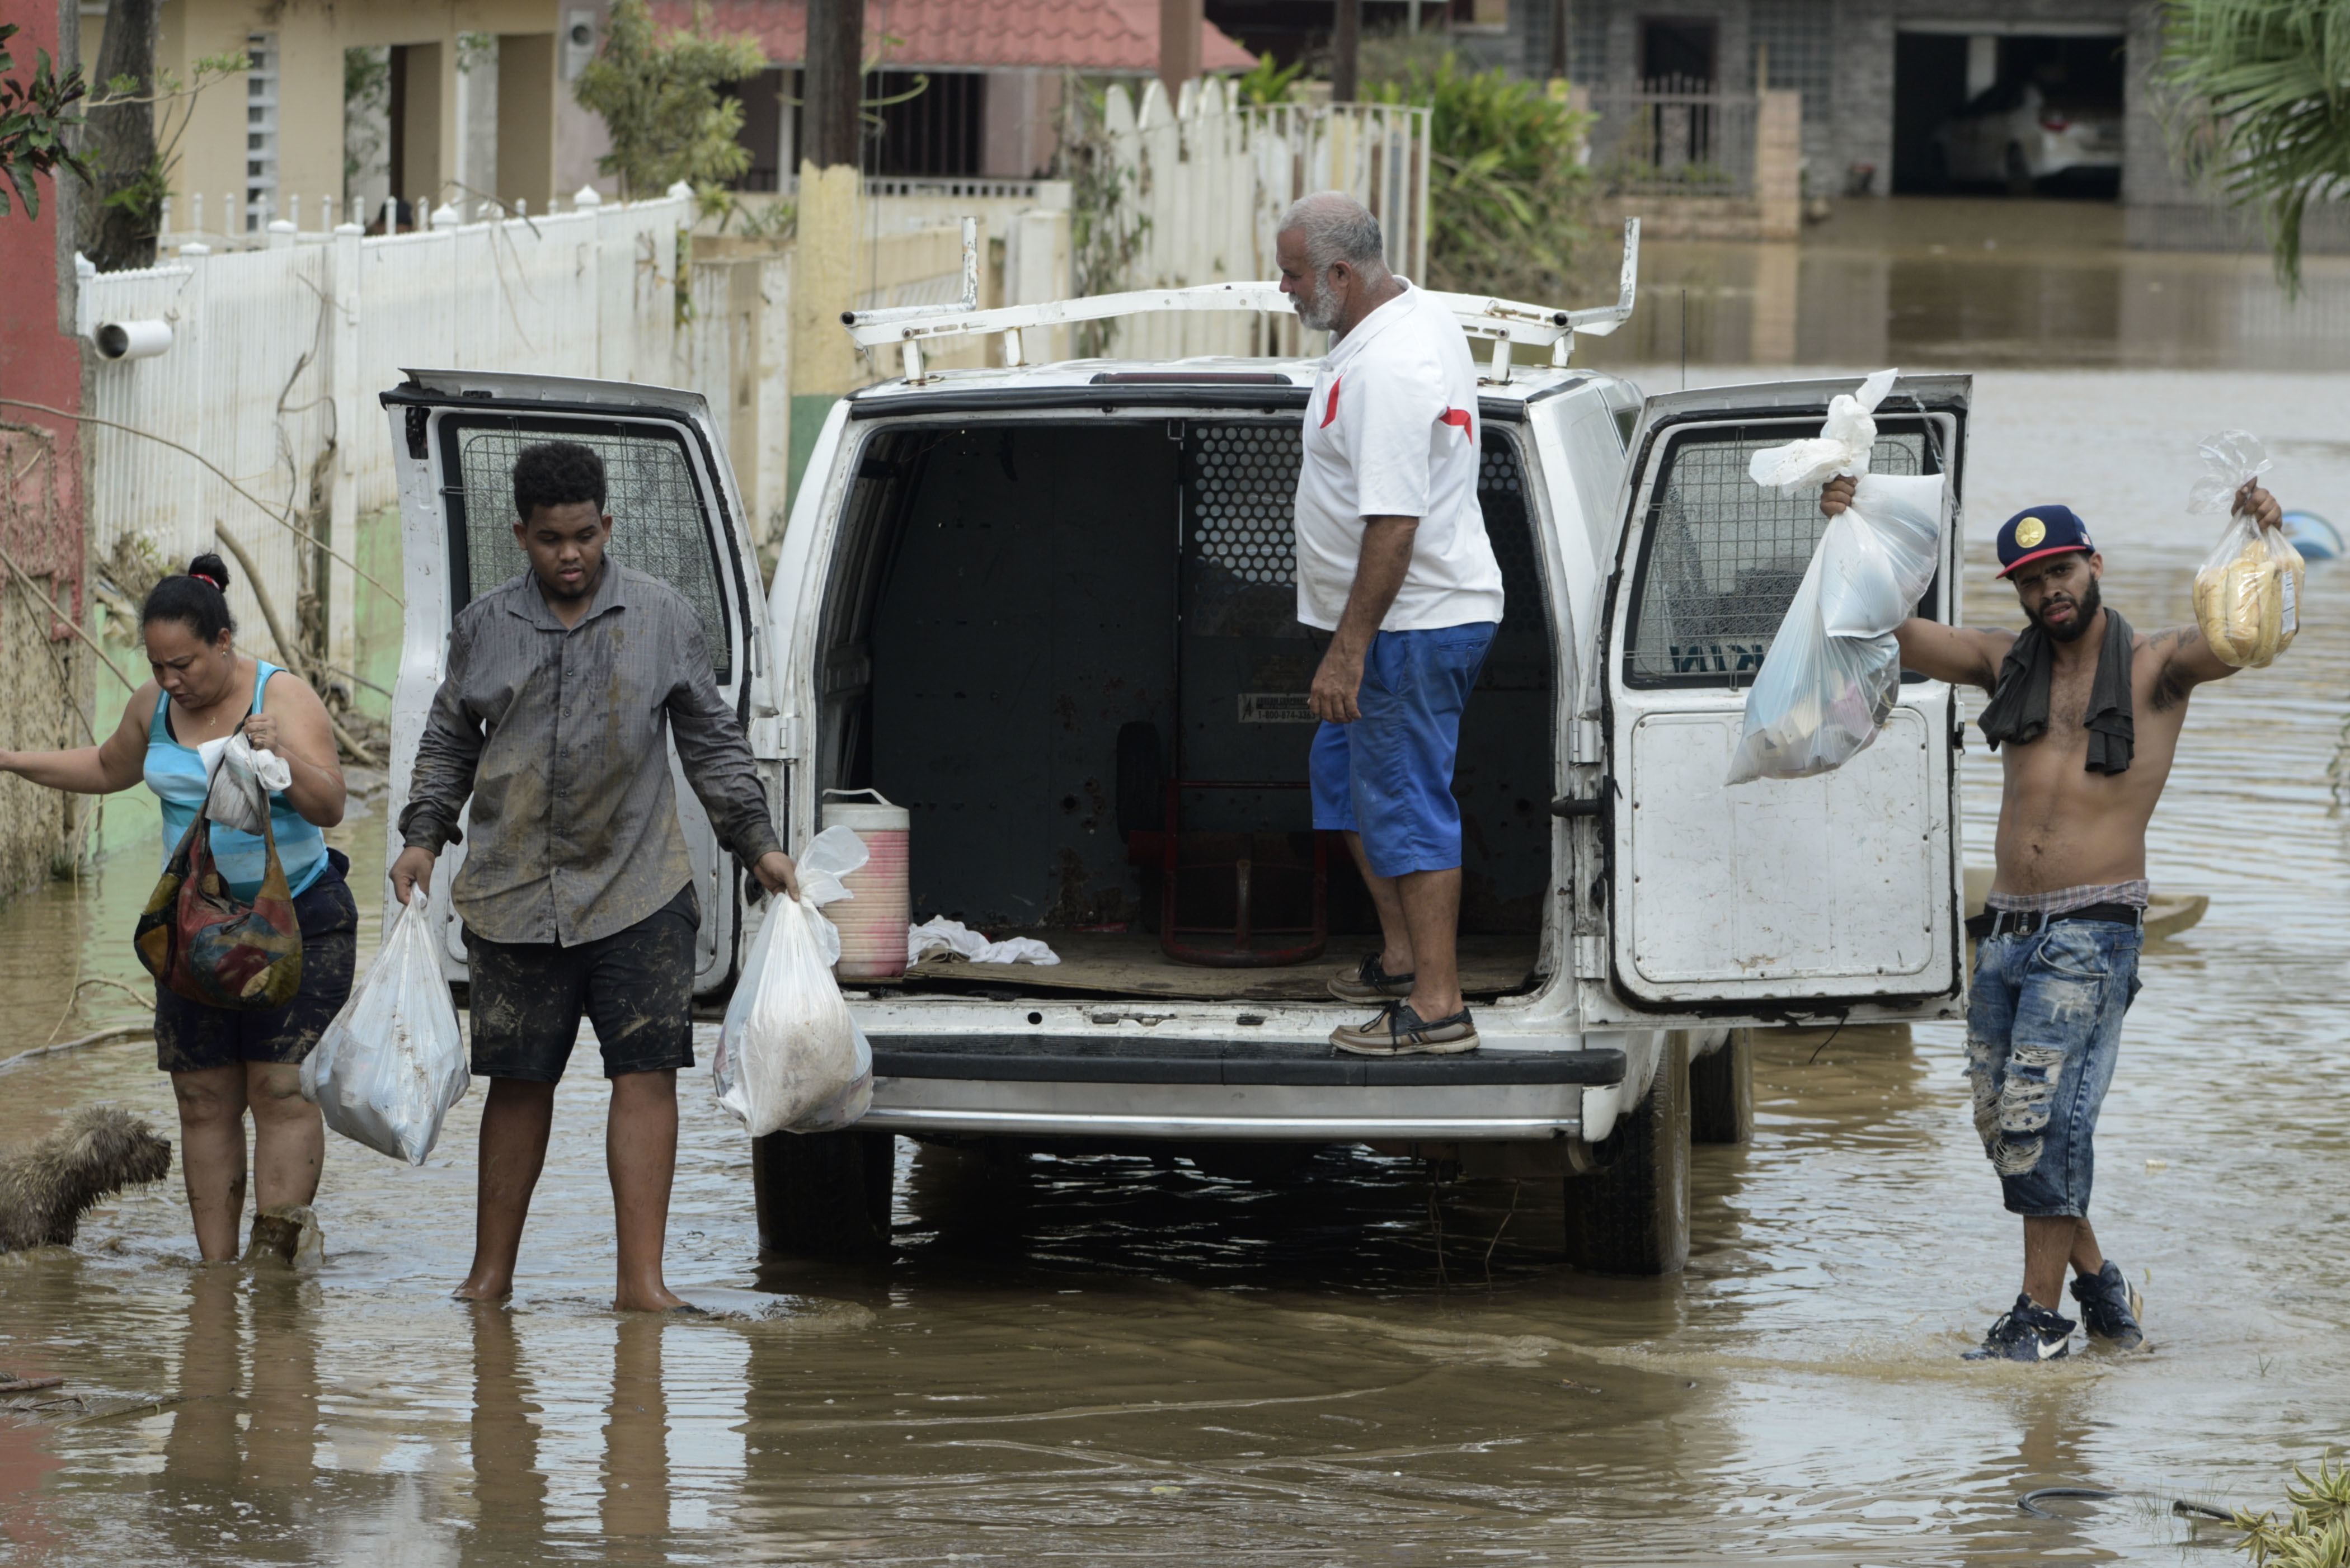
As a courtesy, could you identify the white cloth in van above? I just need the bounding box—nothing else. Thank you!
[1291,281,1506,633]
[908,917,1060,967]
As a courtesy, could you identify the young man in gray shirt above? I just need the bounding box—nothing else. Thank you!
[392,441,798,1312]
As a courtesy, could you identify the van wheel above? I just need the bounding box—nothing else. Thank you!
[1564,1034,1690,1275]
[1690,1028,1754,1145]
[751,1129,896,1259]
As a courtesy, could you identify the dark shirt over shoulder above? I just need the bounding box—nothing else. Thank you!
[397,563,782,946]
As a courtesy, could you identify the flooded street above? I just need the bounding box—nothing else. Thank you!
[8,217,2350,1561]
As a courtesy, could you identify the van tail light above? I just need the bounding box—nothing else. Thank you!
[2040,111,2072,131]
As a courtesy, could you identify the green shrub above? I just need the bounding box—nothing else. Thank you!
[1365,53,1596,305]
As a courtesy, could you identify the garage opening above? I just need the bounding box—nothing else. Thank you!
[811,415,1555,1002]
[1893,31,2125,196]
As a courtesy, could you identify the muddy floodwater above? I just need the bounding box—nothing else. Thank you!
[8,276,2350,1559]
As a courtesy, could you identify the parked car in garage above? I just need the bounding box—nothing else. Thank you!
[1934,79,2122,191]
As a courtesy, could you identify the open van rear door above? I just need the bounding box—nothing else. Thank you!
[1574,375,1968,1028]
[380,371,776,997]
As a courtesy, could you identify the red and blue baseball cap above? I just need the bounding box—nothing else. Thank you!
[1996,505,2095,578]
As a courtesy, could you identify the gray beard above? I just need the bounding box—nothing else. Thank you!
[1294,288,1340,333]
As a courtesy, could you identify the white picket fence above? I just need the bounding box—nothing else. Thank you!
[77,191,691,680]
[1098,78,1432,361]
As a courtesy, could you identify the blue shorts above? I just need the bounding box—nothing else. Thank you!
[1964,917,2143,1218]
[1310,623,1497,879]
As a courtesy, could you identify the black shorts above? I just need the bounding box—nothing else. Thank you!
[463,883,699,1082]
[154,848,359,1074]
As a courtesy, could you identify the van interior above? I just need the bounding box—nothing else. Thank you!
[810,415,1557,1002]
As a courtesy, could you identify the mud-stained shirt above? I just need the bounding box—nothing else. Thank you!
[398,563,783,947]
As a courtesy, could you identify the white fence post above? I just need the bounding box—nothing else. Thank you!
[328,223,362,679]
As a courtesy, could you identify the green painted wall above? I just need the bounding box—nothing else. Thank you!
[352,506,404,721]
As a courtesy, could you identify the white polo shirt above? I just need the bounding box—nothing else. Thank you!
[1292,280,1505,633]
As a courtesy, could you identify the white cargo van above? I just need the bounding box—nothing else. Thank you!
[383,234,1968,1275]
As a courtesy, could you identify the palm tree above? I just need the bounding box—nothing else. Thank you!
[2158,0,2350,290]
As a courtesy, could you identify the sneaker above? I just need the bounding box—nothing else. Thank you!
[1962,1293,2076,1362]
[1330,1001,1479,1057]
[1329,953,1416,1004]
[2070,1260,2146,1349]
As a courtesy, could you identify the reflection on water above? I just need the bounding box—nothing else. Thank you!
[1575,197,2350,371]
[5,367,2350,1562]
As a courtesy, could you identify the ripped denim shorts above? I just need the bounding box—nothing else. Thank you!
[1966,917,2144,1218]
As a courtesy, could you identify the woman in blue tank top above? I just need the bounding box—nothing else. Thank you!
[0,553,356,1263]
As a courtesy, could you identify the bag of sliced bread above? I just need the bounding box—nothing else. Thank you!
[2188,431,2302,668]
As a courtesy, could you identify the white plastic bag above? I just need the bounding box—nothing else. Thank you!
[711,826,873,1136]
[299,898,470,1165]
[1729,370,1948,784]
[197,729,292,834]
[2187,429,2272,516]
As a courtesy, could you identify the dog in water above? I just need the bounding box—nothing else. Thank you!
[0,1105,173,1251]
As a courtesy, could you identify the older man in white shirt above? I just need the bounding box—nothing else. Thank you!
[1278,191,1502,1057]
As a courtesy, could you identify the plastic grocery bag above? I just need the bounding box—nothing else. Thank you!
[2188,430,2302,669]
[197,728,292,835]
[711,826,874,1136]
[1729,369,1948,784]
[299,898,469,1165]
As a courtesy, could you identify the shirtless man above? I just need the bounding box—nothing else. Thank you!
[1820,476,2287,1362]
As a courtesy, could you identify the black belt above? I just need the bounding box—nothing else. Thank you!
[1966,903,2145,940]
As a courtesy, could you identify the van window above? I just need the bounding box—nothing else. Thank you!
[443,420,734,682]
[1623,424,1931,688]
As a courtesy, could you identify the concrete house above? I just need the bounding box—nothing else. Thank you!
[1498,0,2315,248]
[662,0,1257,185]
[104,0,607,238]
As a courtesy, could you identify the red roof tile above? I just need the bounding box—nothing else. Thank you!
[657,0,1256,74]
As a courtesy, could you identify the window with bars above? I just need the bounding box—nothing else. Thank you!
[1752,0,1834,121]
[1624,426,1931,688]
[245,33,278,230]
[1525,0,1611,84]
[445,423,735,682]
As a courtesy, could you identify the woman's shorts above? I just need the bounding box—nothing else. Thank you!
[154,847,360,1073]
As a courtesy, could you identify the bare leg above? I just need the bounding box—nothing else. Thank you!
[2068,1217,2107,1280]
[457,1078,557,1301]
[172,1066,251,1261]
[245,1061,323,1210]
[1396,868,1465,1020]
[1341,831,1413,977]
[608,1070,685,1312]
[2022,1216,2079,1310]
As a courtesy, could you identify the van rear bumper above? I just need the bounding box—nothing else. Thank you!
[861,1034,1624,1142]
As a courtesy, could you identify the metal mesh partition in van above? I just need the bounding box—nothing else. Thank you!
[1624,429,1926,688]
[1179,420,1552,932]
[446,423,734,681]
[1191,424,1302,586]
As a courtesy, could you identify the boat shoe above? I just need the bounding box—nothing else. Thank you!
[2070,1260,2146,1349]
[1962,1293,2076,1363]
[1329,953,1416,1003]
[1331,1001,1480,1057]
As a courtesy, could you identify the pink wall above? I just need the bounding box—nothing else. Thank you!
[0,0,85,628]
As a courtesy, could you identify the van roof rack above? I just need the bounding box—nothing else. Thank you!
[842,218,1641,386]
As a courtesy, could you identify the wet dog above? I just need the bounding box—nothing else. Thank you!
[0,1106,173,1251]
